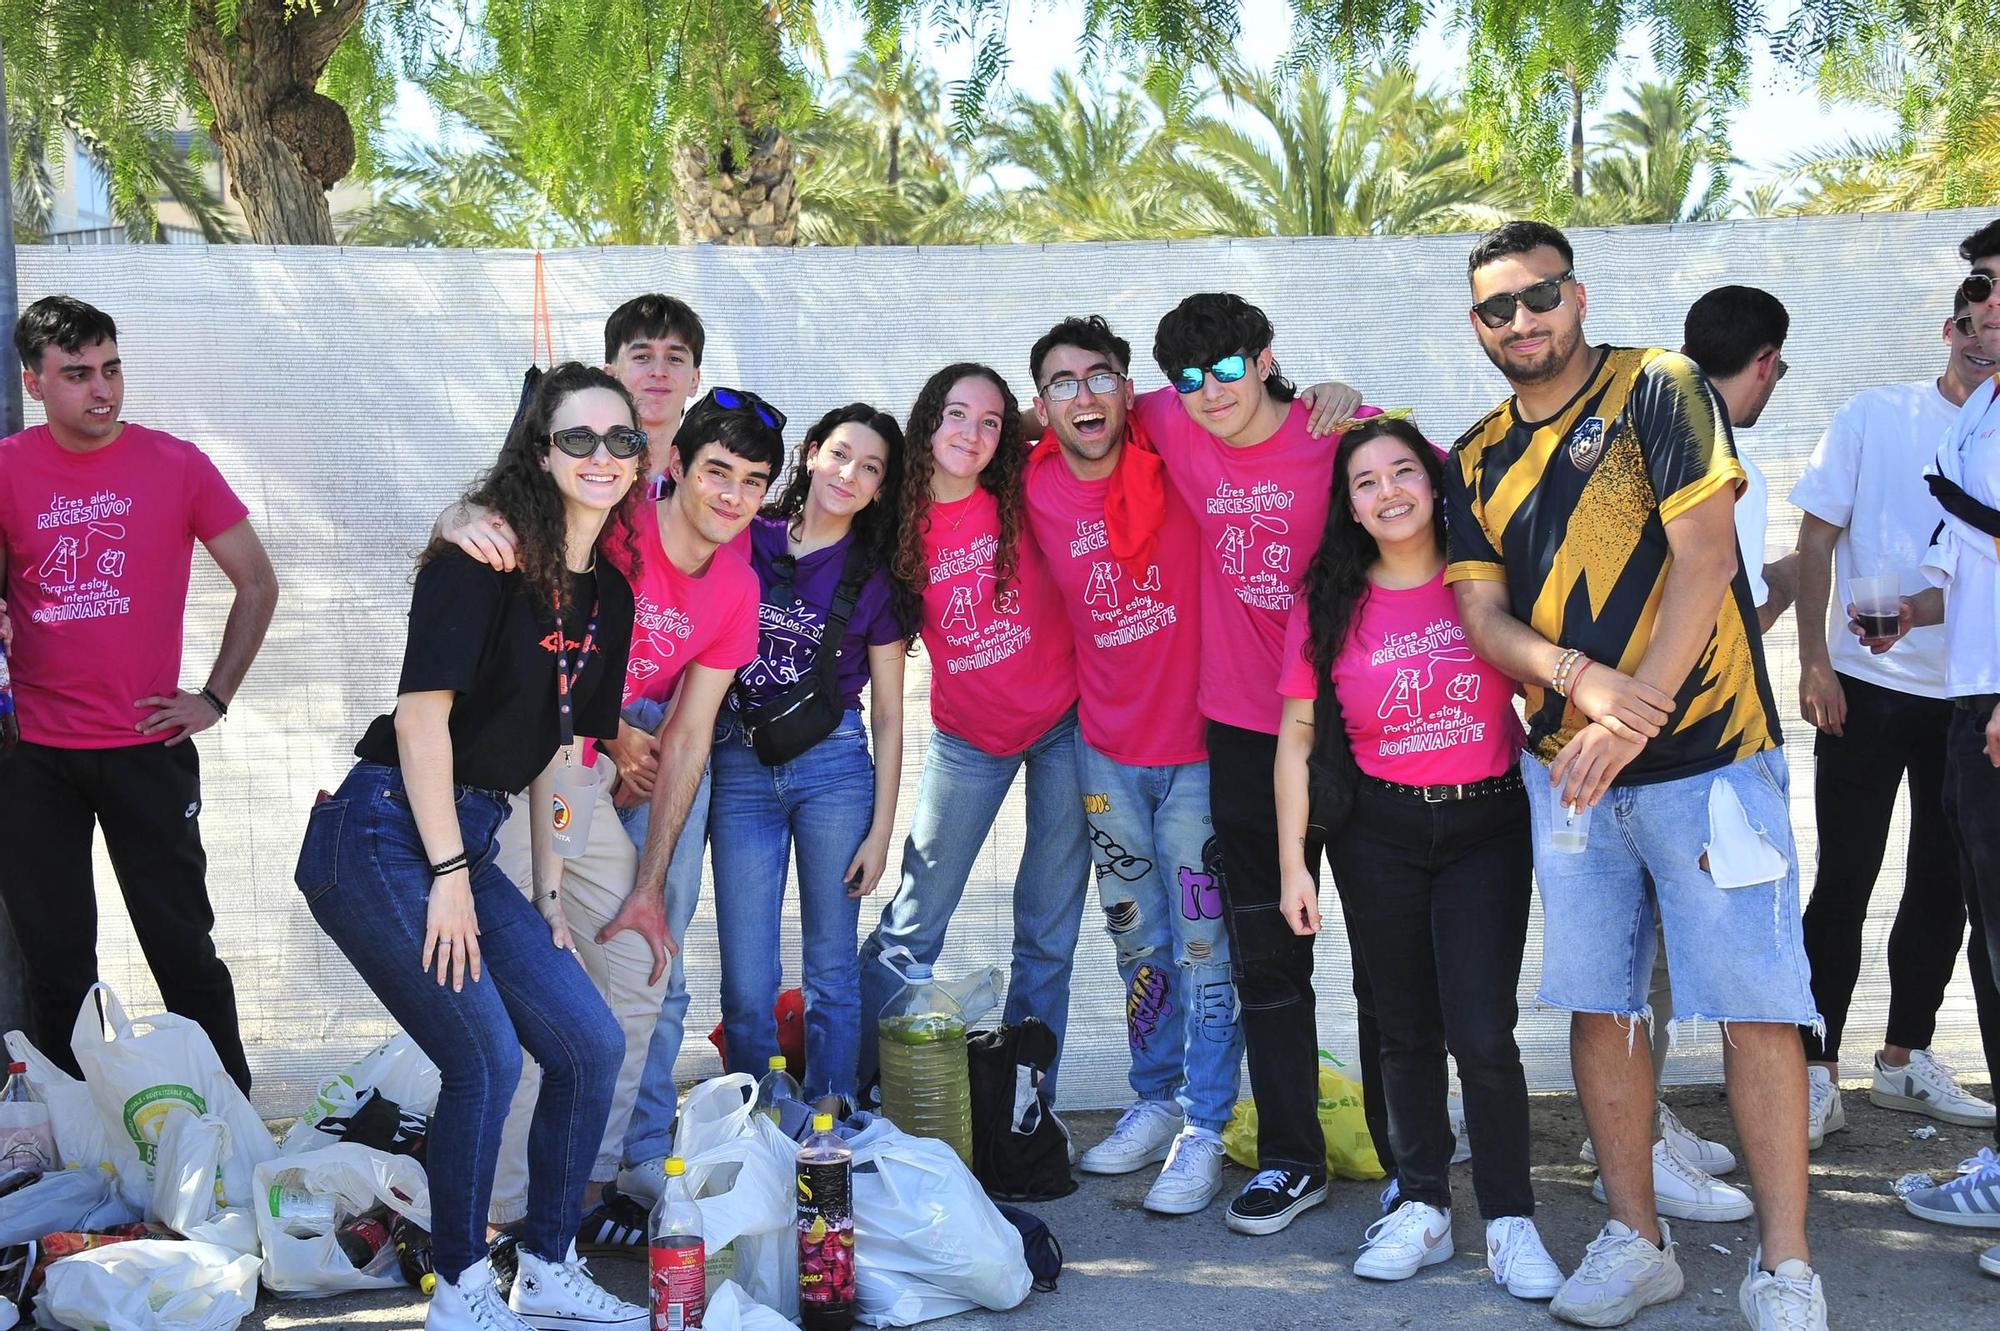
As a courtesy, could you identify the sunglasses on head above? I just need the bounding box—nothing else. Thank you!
[1041,370,1122,402]
[1171,354,1249,394]
[551,425,647,460]
[705,386,787,432]
[1961,272,1997,307]
[1471,271,1574,330]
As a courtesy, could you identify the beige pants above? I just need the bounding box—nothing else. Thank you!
[486,763,664,1223]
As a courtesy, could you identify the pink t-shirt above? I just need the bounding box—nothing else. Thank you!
[1277,572,1522,784]
[1024,452,1204,766]
[0,423,248,748]
[612,504,759,707]
[1135,387,1333,735]
[919,486,1078,756]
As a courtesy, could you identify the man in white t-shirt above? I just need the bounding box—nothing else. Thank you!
[1789,279,2000,1149]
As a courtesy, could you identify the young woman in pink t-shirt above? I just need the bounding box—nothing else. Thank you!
[1273,419,1561,1298]
[855,363,1089,1099]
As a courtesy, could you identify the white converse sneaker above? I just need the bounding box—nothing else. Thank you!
[1143,1127,1226,1215]
[1806,1068,1845,1151]
[1353,1200,1454,1281]
[614,1157,667,1208]
[1738,1255,1827,1330]
[1870,1050,1998,1127]
[428,1258,535,1331]
[1550,1220,1683,1327]
[509,1244,647,1330]
[1658,1103,1735,1176]
[1486,1215,1565,1300]
[1079,1099,1184,1175]
[1591,1138,1753,1222]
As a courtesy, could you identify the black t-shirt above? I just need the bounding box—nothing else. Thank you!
[354,551,635,793]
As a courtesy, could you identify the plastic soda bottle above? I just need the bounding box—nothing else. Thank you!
[0,1063,55,1175]
[390,1214,435,1295]
[753,1054,801,1125]
[875,948,972,1167]
[796,1112,855,1331]
[648,1156,705,1330]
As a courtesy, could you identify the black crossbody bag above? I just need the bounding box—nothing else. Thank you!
[1305,669,1361,845]
[733,541,873,766]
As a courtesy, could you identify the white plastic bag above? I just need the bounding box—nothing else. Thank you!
[702,1280,798,1331]
[149,1114,258,1256]
[69,985,276,1211]
[4,1031,118,1180]
[279,1032,440,1155]
[0,1169,140,1246]
[251,1143,430,1296]
[672,1073,756,1160]
[686,1113,799,1318]
[848,1119,1030,1327]
[35,1239,260,1331]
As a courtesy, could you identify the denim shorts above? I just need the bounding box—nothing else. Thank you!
[1521,748,1820,1032]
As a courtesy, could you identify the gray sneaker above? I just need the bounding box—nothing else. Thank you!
[1904,1147,2000,1229]
[1550,1220,1684,1328]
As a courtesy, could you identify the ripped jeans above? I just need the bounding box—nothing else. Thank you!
[1077,738,1242,1131]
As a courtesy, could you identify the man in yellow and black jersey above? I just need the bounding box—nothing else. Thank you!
[1443,222,1827,1331]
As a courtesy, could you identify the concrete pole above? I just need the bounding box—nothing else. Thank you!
[0,37,29,1037]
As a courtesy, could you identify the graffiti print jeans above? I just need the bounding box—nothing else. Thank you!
[1076,738,1242,1131]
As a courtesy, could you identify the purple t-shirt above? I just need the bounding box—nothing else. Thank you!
[732,514,902,712]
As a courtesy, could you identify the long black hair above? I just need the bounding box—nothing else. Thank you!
[1300,418,1448,683]
[766,402,913,634]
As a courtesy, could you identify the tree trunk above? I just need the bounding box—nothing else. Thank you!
[184,0,368,245]
[1569,71,1586,199]
[673,104,800,247]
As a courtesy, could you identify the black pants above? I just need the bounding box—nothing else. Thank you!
[1208,721,1392,1178]
[1801,674,1967,1061]
[1941,700,2000,1150]
[1331,781,1534,1218]
[0,739,250,1092]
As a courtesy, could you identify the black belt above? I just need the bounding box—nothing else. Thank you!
[1359,772,1525,803]
[1955,693,2000,716]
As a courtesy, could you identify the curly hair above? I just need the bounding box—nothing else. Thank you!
[1300,418,1448,685]
[425,361,647,622]
[891,364,1026,644]
[1152,293,1295,402]
[766,402,912,632]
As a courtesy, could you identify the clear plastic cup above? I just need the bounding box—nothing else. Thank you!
[1549,795,1593,854]
[551,756,604,859]
[1850,574,1902,643]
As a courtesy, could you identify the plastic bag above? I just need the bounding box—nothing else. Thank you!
[4,1031,118,1180]
[251,1144,430,1296]
[686,1113,799,1319]
[279,1032,440,1155]
[673,1073,756,1161]
[69,985,276,1211]
[1221,1054,1385,1181]
[847,1118,1030,1327]
[35,1239,260,1331]
[150,1114,258,1256]
[0,1169,140,1246]
[702,1280,797,1331]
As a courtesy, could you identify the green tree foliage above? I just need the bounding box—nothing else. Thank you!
[1785,50,2000,211]
[1570,80,1733,225]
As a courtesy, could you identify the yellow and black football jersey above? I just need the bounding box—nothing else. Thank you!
[1443,346,1780,784]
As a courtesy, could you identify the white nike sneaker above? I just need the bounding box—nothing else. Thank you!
[1486,1215,1565,1300]
[1354,1200,1454,1281]
[1738,1254,1828,1330]
[1591,1138,1753,1222]
[1550,1220,1683,1327]
[1870,1050,1998,1127]
[1079,1099,1183,1175]
[1806,1067,1845,1151]
[1143,1127,1226,1215]
[509,1244,646,1330]
[1581,1102,1735,1175]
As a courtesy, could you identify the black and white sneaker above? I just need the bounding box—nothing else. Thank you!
[1224,1167,1327,1235]
[574,1186,650,1257]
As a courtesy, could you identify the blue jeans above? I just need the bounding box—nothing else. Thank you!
[1075,739,1241,1131]
[709,710,873,1100]
[858,708,1091,1095]
[293,762,621,1281]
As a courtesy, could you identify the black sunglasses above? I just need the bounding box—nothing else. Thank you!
[703,386,787,433]
[1961,272,1997,307]
[1471,271,1574,330]
[551,425,648,460]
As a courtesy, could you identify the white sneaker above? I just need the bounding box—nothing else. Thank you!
[429,1258,535,1331]
[1354,1200,1454,1281]
[1550,1220,1684,1327]
[1738,1255,1828,1330]
[614,1158,666,1208]
[1658,1103,1735,1176]
[509,1245,646,1330]
[1591,1138,1753,1222]
[1143,1127,1226,1215]
[1870,1050,1998,1127]
[1806,1068,1845,1151]
[1981,1244,1999,1278]
[1486,1215,1565,1300]
[1078,1099,1183,1175]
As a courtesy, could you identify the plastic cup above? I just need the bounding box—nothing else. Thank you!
[1549,794,1593,854]
[550,757,604,859]
[1850,573,1902,643]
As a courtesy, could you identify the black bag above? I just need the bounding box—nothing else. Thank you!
[1305,668,1361,843]
[734,542,873,767]
[995,1204,1063,1292]
[965,1019,1077,1202]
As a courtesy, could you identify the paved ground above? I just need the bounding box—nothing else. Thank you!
[243,1082,1996,1330]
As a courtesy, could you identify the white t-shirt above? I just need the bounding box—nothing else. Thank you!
[1789,379,1955,698]
[1922,378,2000,698]
[1734,444,1770,607]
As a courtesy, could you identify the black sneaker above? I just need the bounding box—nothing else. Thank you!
[575,1183,651,1257]
[1224,1167,1328,1235]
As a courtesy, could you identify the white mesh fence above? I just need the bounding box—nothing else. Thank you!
[12,210,1991,1117]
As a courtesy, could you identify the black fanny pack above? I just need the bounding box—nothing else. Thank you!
[734,542,872,767]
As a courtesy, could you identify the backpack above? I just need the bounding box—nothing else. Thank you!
[995,1204,1064,1292]
[965,1019,1077,1202]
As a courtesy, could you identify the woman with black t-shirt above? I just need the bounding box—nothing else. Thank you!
[294,364,648,1331]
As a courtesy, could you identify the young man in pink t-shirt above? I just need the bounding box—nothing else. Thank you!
[0,296,279,1092]
[1022,316,1239,1217]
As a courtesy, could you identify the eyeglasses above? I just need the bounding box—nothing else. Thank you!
[1954,313,1977,338]
[1041,371,1123,402]
[551,425,648,460]
[704,386,787,432]
[1960,272,1997,307]
[1773,357,1790,383]
[1471,271,1575,330]
[1171,354,1249,395]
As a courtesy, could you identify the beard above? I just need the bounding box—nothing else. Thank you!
[1482,319,1583,387]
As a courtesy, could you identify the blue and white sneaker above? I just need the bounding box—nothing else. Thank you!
[1904,1147,2000,1229]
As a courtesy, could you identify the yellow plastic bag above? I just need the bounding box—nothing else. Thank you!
[1221,1053,1384,1181]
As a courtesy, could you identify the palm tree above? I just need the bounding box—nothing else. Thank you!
[1785,57,2000,212]
[1569,82,1733,225]
[10,106,236,243]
